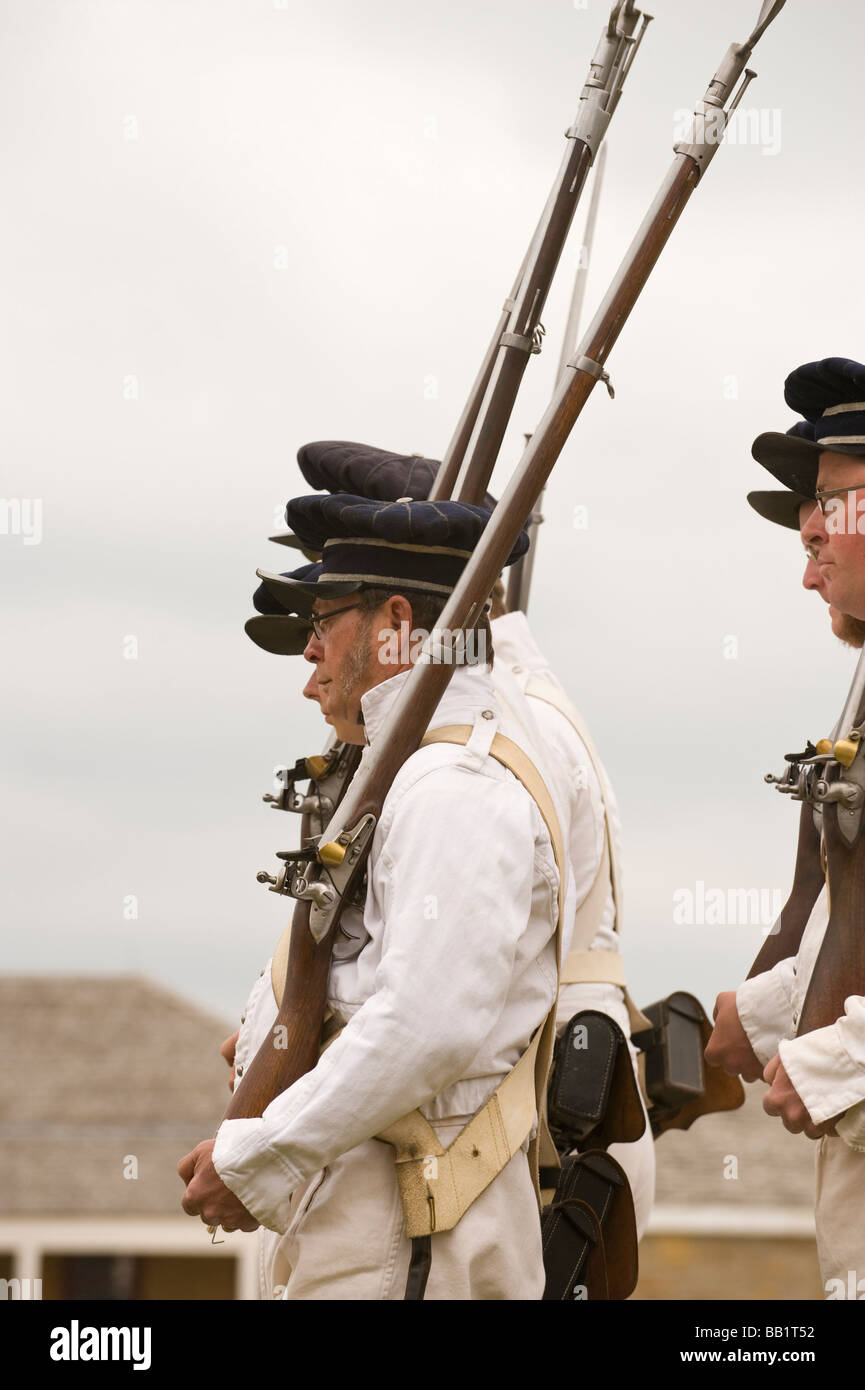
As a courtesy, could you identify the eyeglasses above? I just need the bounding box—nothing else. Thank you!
[309,603,363,641]
[814,483,865,515]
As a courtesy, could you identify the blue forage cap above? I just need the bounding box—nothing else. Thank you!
[296,440,498,511]
[752,359,865,495]
[246,561,323,656]
[257,492,529,609]
[785,358,865,432]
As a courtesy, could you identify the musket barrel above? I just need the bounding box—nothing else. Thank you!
[507,144,609,615]
[453,137,596,506]
[430,249,532,502]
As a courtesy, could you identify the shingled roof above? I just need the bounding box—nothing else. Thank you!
[1,975,234,1214]
[653,1080,816,1213]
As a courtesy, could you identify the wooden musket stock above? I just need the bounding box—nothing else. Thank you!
[798,686,865,1036]
[799,801,865,1035]
[746,802,824,978]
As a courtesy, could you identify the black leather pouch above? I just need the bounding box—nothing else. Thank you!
[548,1010,645,1150]
[632,991,706,1109]
[541,1150,638,1301]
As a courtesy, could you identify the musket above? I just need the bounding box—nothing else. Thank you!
[506,144,608,615]
[759,645,865,1035]
[429,1,651,504]
[224,0,789,1124]
[256,7,647,846]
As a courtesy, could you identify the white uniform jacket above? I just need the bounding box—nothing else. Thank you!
[213,662,560,1234]
[737,886,865,1149]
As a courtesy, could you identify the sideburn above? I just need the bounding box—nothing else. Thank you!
[337,610,380,709]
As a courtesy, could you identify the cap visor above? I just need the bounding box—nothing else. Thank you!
[255,567,364,607]
[244,614,311,656]
[268,532,320,561]
[751,433,821,495]
[746,490,812,531]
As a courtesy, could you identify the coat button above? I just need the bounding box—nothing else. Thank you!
[482,709,494,720]
[512,665,523,674]
[236,1065,244,1077]
[240,1014,246,1024]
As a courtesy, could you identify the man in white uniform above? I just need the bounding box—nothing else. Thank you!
[245,440,654,1238]
[706,359,865,1294]
[179,491,563,1300]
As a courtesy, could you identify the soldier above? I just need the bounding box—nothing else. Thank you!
[281,441,654,1233]
[179,492,565,1300]
[706,358,865,1292]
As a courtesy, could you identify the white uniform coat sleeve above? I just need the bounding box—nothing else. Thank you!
[735,957,796,1065]
[211,762,550,1233]
[779,994,865,1127]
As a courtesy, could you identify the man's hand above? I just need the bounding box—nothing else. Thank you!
[704,990,764,1081]
[178,1140,260,1232]
[762,1055,838,1139]
[221,1030,239,1093]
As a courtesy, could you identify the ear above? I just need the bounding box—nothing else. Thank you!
[383,594,414,630]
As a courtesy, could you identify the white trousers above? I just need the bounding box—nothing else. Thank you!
[815,1136,865,1295]
[258,1117,545,1301]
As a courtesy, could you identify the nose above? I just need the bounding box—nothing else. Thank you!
[802,556,824,595]
[302,629,324,664]
[800,501,827,550]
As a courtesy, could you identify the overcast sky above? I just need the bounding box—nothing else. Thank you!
[3,0,864,1026]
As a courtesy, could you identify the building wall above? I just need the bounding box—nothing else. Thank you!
[634,1235,824,1301]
